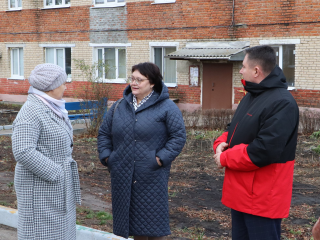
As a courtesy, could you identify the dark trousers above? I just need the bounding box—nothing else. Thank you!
[231,209,282,240]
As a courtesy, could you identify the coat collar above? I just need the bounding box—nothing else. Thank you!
[242,66,288,96]
[122,82,169,113]
[28,94,73,141]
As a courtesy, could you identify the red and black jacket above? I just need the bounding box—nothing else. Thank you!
[214,66,299,219]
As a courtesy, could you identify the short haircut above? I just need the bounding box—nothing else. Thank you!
[245,45,276,75]
[132,62,163,93]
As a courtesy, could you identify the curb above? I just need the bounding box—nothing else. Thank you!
[0,123,87,136]
[0,205,132,240]
[0,119,87,131]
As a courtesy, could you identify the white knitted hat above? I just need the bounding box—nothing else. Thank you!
[28,63,67,91]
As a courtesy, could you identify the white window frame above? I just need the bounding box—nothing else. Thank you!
[8,0,22,10]
[92,0,125,8]
[90,43,131,83]
[259,39,300,90]
[46,48,66,68]
[149,42,179,87]
[6,44,25,80]
[40,44,75,81]
[43,0,70,9]
[152,0,176,4]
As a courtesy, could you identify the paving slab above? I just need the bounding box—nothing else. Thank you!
[0,206,131,240]
[0,124,87,136]
[0,225,17,240]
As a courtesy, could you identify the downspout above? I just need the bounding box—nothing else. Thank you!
[229,0,235,39]
[232,0,235,27]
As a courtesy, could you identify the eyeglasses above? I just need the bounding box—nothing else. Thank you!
[128,76,148,85]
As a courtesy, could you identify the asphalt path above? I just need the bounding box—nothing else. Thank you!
[0,225,17,240]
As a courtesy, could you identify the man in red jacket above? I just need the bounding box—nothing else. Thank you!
[213,45,299,240]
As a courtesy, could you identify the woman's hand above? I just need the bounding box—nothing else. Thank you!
[156,156,162,166]
[101,157,108,166]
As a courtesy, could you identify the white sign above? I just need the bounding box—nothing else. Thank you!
[190,66,199,86]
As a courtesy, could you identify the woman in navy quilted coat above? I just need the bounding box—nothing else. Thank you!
[98,62,186,240]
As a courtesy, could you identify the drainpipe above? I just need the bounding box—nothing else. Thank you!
[228,0,235,39]
[232,0,235,27]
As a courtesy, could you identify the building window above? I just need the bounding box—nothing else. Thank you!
[272,45,295,87]
[95,48,126,82]
[259,39,299,88]
[45,48,71,79]
[10,48,24,79]
[44,0,70,7]
[9,0,22,9]
[152,47,177,85]
[94,0,125,7]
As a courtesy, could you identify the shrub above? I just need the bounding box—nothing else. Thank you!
[300,109,320,136]
[182,109,235,131]
[73,59,113,137]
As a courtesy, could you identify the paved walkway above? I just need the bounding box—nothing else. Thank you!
[0,123,87,136]
[0,225,17,240]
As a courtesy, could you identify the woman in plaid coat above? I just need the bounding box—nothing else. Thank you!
[12,64,81,240]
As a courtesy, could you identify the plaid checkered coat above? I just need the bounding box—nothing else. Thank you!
[12,94,81,240]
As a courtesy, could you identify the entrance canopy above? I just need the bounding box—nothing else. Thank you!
[166,41,250,61]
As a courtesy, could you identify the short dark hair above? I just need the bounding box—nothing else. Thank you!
[132,62,163,93]
[245,45,276,75]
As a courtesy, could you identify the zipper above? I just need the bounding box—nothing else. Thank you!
[229,122,238,146]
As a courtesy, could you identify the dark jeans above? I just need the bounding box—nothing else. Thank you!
[231,209,282,240]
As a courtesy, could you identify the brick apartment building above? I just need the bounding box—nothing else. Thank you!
[0,0,319,109]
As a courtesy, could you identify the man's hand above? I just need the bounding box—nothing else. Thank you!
[312,217,320,240]
[216,142,228,154]
[213,153,224,169]
[213,142,228,169]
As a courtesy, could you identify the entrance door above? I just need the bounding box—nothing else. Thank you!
[202,63,233,109]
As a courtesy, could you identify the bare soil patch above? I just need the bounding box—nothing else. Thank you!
[0,133,320,239]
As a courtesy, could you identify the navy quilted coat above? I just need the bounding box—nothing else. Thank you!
[98,83,186,238]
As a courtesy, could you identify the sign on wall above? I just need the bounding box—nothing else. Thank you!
[189,65,200,86]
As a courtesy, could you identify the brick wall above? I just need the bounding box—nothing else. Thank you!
[0,0,90,11]
[0,77,201,105]
[65,82,201,103]
[234,87,246,105]
[126,0,233,40]
[234,0,320,39]
[168,85,201,104]
[2,74,319,108]
[0,78,31,95]
[0,6,90,42]
[0,78,128,99]
[290,89,320,108]
[234,87,320,108]
[3,0,320,108]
